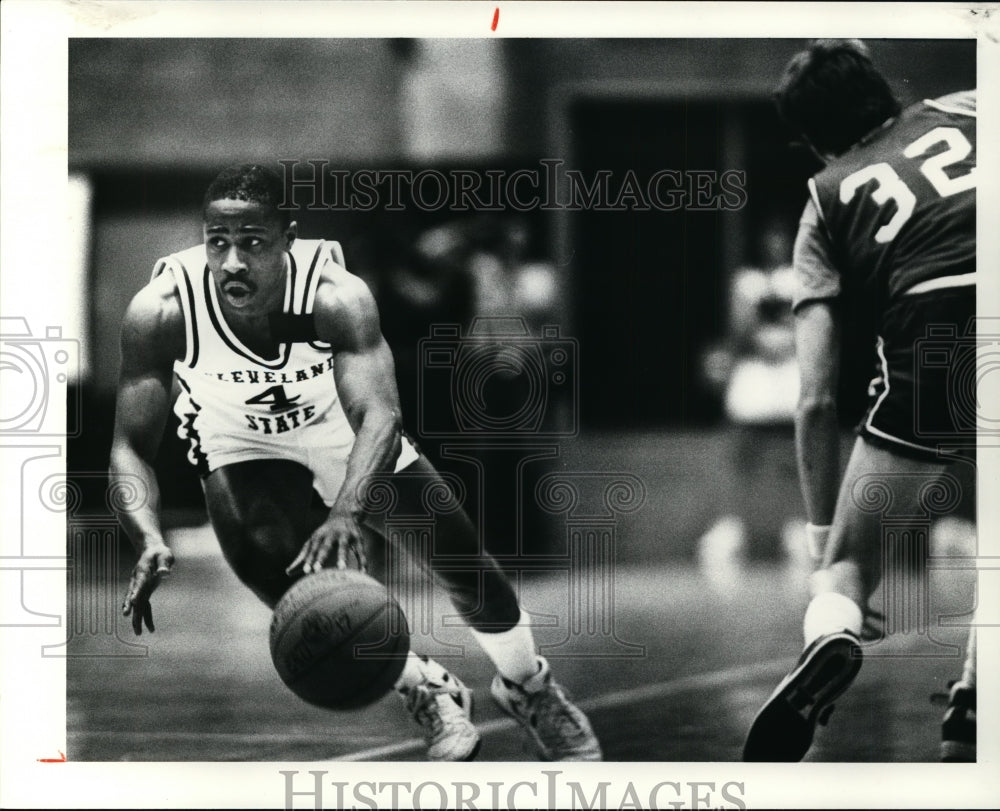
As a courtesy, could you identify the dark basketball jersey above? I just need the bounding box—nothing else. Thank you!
[808,92,976,313]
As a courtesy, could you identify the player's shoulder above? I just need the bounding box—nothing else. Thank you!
[129,270,182,321]
[812,114,900,187]
[922,90,976,117]
[315,262,374,319]
[156,243,207,277]
[122,263,186,357]
[309,237,367,301]
[310,243,379,346]
[882,91,977,145]
[288,238,342,268]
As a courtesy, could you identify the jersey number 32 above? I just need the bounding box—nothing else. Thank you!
[839,126,977,244]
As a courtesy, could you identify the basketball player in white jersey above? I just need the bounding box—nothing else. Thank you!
[110,164,601,762]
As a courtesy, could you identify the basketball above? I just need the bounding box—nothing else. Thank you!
[269,568,410,710]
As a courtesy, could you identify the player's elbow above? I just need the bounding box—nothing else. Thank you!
[109,437,138,481]
[108,435,130,473]
[386,407,403,442]
[371,403,399,430]
[108,441,139,509]
[109,430,155,476]
[354,402,401,435]
[378,408,404,467]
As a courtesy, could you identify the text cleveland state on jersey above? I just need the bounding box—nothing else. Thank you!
[151,239,352,459]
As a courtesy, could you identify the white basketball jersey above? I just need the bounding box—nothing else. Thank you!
[152,239,356,473]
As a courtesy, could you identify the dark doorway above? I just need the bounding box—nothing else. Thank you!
[569,97,821,430]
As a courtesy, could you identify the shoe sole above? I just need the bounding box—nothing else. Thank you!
[462,738,482,762]
[743,633,862,762]
[940,740,975,762]
[430,734,481,762]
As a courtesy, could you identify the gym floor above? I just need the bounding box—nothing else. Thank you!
[67,432,979,765]
[66,551,974,763]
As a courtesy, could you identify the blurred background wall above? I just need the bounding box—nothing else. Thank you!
[67,38,976,553]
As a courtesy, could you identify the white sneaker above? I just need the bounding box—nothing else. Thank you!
[490,657,602,761]
[401,671,480,761]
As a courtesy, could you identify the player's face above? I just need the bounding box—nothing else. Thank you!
[204,199,296,314]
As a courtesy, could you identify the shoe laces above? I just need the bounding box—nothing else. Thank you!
[521,679,588,746]
[406,682,462,739]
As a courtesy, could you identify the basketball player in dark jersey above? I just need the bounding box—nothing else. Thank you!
[109,164,601,762]
[743,40,977,762]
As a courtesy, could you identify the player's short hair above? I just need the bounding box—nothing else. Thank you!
[774,39,901,158]
[202,164,291,228]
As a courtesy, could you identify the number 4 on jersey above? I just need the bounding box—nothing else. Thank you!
[839,126,977,244]
[245,384,301,412]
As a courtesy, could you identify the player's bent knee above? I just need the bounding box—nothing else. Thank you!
[215,522,299,604]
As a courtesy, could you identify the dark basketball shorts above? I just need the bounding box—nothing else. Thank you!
[859,285,977,462]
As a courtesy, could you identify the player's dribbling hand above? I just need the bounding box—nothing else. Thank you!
[286,514,368,576]
[122,542,174,635]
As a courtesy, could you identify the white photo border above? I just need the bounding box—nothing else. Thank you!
[1,2,998,808]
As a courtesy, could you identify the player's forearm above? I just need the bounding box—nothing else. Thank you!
[331,407,403,518]
[109,441,167,551]
[794,396,840,524]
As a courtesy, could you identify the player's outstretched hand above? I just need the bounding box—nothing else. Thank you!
[122,543,174,635]
[287,514,368,576]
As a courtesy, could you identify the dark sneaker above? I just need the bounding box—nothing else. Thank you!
[933,680,975,762]
[490,657,602,761]
[743,631,863,761]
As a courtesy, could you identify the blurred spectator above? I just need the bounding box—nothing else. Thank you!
[378,222,475,440]
[377,214,564,558]
[698,219,807,574]
[467,215,561,327]
[463,215,566,433]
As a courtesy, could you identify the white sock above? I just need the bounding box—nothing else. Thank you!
[470,611,541,687]
[803,592,863,646]
[962,626,976,688]
[394,652,449,692]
